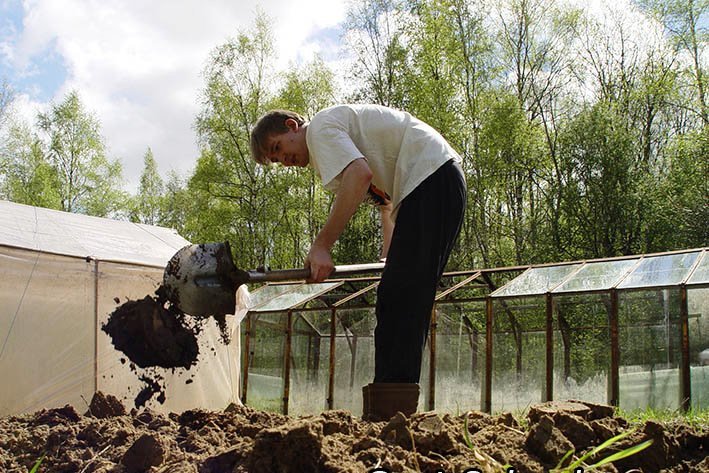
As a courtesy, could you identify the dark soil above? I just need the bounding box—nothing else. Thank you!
[101,286,234,409]
[101,294,198,409]
[101,296,199,370]
[1,395,706,473]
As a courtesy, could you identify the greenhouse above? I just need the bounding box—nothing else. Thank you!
[239,247,709,416]
[0,200,242,415]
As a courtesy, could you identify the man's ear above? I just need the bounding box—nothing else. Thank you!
[285,118,299,131]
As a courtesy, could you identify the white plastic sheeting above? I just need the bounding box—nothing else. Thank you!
[0,201,242,415]
[0,200,189,266]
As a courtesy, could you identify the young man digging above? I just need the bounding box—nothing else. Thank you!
[250,104,466,421]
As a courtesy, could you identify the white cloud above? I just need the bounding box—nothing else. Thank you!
[5,0,349,191]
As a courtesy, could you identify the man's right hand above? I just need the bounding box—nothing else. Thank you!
[305,243,334,282]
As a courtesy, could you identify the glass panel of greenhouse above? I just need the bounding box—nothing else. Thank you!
[490,297,547,412]
[553,259,638,293]
[243,281,340,413]
[288,309,333,416]
[242,311,286,412]
[248,284,296,308]
[251,282,342,312]
[618,289,682,411]
[617,252,701,289]
[331,307,377,415]
[687,252,709,286]
[491,264,582,298]
[552,293,610,404]
[434,301,486,414]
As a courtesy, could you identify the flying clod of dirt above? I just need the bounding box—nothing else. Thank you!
[102,294,199,370]
[101,284,234,409]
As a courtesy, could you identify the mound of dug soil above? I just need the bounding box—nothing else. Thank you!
[1,395,706,473]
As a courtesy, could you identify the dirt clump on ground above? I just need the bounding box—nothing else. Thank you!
[1,395,706,473]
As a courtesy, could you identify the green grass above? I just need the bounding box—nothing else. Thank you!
[618,406,709,430]
[246,397,283,413]
[462,409,661,473]
[29,454,45,473]
[502,405,709,430]
[550,429,653,473]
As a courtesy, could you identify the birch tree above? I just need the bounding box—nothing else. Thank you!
[37,91,125,216]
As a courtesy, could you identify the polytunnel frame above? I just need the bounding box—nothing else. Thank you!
[240,247,708,415]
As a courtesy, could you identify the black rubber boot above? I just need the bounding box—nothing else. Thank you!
[362,383,420,421]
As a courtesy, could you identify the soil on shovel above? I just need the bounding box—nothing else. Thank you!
[1,396,706,473]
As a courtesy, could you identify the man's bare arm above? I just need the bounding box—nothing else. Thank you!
[307,158,373,281]
[379,201,394,260]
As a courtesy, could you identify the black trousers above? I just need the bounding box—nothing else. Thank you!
[374,159,466,383]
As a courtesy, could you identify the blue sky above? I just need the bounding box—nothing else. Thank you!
[0,0,349,191]
[1,1,66,101]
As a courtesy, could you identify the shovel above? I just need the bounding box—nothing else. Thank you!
[161,242,384,318]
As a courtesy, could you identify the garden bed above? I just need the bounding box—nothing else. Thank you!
[1,395,707,472]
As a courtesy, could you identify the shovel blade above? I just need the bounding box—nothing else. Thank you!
[162,242,239,318]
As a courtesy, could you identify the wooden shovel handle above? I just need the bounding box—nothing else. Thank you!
[246,262,385,283]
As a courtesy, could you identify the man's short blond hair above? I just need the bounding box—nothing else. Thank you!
[249,110,306,164]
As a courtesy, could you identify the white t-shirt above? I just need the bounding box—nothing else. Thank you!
[305,104,461,219]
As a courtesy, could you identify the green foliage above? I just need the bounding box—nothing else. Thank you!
[190,13,285,268]
[638,0,708,124]
[37,91,126,217]
[0,121,62,209]
[555,102,645,258]
[276,56,338,119]
[333,203,383,264]
[343,0,409,107]
[130,147,164,225]
[476,91,548,264]
[2,2,705,275]
[403,0,463,135]
[645,127,709,249]
[1,91,127,218]
[159,170,193,235]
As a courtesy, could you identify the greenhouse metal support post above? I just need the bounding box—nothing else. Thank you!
[484,297,493,413]
[545,293,554,402]
[327,307,336,410]
[93,259,100,395]
[283,309,293,415]
[609,289,620,407]
[679,285,691,412]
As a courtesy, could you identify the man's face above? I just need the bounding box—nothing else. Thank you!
[265,119,309,167]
